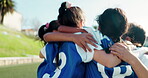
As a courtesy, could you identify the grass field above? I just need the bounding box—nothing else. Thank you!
[0,62,41,78]
[0,25,43,57]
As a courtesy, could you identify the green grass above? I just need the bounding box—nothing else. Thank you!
[0,62,40,78]
[0,25,43,57]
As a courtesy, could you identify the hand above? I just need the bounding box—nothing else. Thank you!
[109,43,136,64]
[72,33,98,52]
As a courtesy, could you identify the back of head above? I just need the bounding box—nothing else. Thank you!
[58,2,85,27]
[97,8,128,42]
[122,23,146,46]
[38,20,59,44]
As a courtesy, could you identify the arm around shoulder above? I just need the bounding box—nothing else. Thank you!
[43,32,75,42]
[110,43,148,78]
[93,49,121,68]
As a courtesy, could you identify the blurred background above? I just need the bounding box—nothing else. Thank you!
[0,0,148,78]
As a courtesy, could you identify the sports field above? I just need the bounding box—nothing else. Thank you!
[0,62,41,78]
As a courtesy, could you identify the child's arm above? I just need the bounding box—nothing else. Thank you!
[93,49,121,68]
[130,57,148,78]
[44,32,121,68]
[58,26,87,33]
[44,32,97,52]
[110,43,148,78]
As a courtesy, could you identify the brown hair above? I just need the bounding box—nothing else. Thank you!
[58,2,85,27]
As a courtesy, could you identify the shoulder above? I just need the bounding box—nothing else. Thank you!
[82,26,95,33]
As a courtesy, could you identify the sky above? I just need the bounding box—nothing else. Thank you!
[14,0,148,36]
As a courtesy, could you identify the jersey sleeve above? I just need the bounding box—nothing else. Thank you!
[75,44,95,63]
[40,46,47,59]
[83,27,103,50]
[74,27,104,62]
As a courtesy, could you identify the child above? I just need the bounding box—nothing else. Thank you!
[122,23,148,68]
[38,20,60,58]
[122,23,146,47]
[37,2,96,78]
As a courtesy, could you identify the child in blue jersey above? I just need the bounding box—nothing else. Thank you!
[37,2,99,78]
[38,20,60,58]
[38,2,96,61]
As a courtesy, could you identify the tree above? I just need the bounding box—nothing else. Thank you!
[0,0,15,24]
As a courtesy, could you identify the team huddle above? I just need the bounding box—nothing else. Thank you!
[37,2,148,78]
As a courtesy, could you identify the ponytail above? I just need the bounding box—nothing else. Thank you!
[58,2,71,21]
[58,2,67,21]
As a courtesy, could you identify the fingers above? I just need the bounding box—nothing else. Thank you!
[76,42,87,52]
[118,42,129,50]
[110,43,121,51]
[86,33,93,37]
[109,43,128,55]
[80,40,92,52]
[85,39,97,48]
[76,39,92,52]
[87,35,97,43]
[85,33,97,47]
[110,43,128,51]
[110,51,121,59]
[111,49,132,63]
[110,46,122,53]
[75,33,96,52]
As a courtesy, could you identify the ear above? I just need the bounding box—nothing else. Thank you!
[125,36,131,41]
[79,21,83,28]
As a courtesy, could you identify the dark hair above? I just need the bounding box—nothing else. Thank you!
[97,8,128,42]
[38,20,59,45]
[54,2,85,68]
[58,2,85,27]
[122,23,146,46]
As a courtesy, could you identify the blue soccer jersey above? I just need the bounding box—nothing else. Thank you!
[85,61,137,78]
[83,27,137,78]
[37,42,95,78]
[38,27,138,78]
